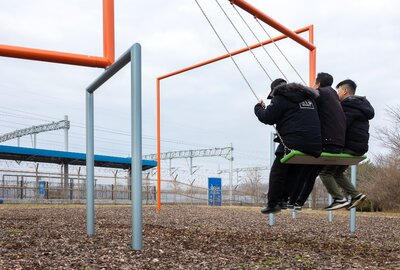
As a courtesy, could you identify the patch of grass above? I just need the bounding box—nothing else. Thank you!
[294,254,314,269]
[5,229,20,235]
[264,256,279,265]
[81,266,93,270]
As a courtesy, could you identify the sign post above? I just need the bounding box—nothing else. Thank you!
[208,178,222,206]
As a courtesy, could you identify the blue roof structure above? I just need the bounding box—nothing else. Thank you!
[0,145,156,170]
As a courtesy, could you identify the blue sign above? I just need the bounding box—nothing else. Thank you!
[38,181,46,197]
[208,178,222,206]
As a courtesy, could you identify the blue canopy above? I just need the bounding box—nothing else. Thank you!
[0,145,156,170]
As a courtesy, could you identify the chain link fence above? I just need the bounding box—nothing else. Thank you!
[0,169,329,207]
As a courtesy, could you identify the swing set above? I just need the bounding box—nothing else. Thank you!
[156,0,366,212]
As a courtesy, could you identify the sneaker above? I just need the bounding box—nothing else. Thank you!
[348,193,367,209]
[261,205,281,214]
[287,204,294,211]
[294,203,302,212]
[324,198,350,211]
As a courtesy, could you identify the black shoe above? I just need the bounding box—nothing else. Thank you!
[261,205,281,214]
[287,204,294,211]
[279,201,288,210]
[348,193,367,209]
[294,203,302,212]
[324,198,350,211]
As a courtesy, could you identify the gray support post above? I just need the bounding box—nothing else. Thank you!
[64,115,69,151]
[229,143,233,206]
[328,194,333,222]
[86,91,95,236]
[350,165,356,232]
[64,164,69,199]
[269,132,275,226]
[131,43,142,250]
[35,164,39,200]
[17,137,20,147]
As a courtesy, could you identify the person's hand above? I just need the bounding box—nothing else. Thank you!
[259,99,266,108]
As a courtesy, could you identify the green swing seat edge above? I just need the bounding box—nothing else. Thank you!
[280,150,367,165]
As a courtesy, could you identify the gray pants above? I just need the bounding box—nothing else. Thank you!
[319,165,359,200]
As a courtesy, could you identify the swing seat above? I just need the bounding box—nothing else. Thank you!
[280,150,366,165]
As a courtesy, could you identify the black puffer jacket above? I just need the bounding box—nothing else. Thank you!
[254,83,322,157]
[316,86,346,152]
[341,96,374,155]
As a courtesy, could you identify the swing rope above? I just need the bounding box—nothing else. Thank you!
[195,0,291,153]
[255,18,307,85]
[230,4,289,82]
[194,0,260,102]
[214,0,273,82]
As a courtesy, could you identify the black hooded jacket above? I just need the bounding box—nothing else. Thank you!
[315,86,346,152]
[341,96,374,155]
[254,83,322,157]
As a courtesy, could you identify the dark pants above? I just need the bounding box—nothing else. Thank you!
[289,146,342,206]
[290,165,323,206]
[268,154,302,208]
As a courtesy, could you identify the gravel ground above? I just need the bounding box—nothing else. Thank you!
[0,204,399,269]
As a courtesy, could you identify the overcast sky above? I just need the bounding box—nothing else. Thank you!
[1,0,399,185]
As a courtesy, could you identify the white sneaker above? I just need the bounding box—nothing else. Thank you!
[324,198,350,211]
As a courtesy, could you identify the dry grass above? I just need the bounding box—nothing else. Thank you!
[1,205,399,269]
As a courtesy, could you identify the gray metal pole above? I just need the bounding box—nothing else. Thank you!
[86,91,95,236]
[269,131,275,226]
[17,137,20,147]
[64,115,69,151]
[350,165,356,232]
[229,143,233,206]
[33,133,37,148]
[328,194,333,222]
[131,43,143,250]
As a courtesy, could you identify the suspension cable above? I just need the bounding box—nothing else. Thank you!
[215,0,272,82]
[255,18,307,85]
[194,0,260,102]
[231,4,288,82]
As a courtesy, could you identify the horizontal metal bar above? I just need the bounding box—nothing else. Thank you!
[86,48,131,93]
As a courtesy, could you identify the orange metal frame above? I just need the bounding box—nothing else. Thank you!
[0,0,115,68]
[156,0,316,211]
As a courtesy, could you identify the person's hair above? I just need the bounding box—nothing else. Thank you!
[315,72,333,87]
[336,79,357,95]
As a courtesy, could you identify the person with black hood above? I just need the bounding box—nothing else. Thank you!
[254,78,322,214]
[321,79,374,210]
[288,72,347,211]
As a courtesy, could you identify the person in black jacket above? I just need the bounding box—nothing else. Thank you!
[288,72,347,211]
[254,78,322,214]
[321,79,374,210]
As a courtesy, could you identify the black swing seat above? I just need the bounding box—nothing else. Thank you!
[280,150,366,165]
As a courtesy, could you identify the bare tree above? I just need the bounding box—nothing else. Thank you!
[362,106,400,211]
[241,169,263,204]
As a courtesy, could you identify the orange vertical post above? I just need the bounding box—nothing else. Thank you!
[103,0,115,64]
[309,25,316,86]
[156,79,162,212]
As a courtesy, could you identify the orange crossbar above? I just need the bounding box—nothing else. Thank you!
[158,26,311,80]
[0,0,114,68]
[156,25,315,212]
[230,0,315,51]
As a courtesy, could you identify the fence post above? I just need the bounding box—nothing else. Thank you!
[20,176,24,199]
[46,182,49,200]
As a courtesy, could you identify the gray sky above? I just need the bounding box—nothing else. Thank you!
[1,0,399,185]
